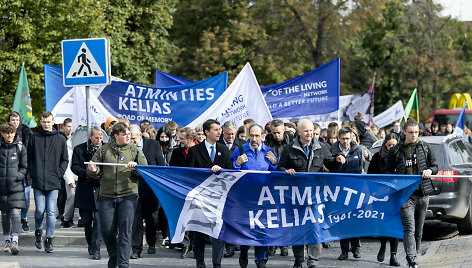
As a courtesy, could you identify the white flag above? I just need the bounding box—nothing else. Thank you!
[373,101,405,128]
[186,63,272,128]
[72,86,112,131]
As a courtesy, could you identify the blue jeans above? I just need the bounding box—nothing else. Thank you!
[21,183,31,221]
[99,194,138,268]
[400,195,429,265]
[34,189,59,238]
[240,246,268,263]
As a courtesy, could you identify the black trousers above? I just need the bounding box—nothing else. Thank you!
[131,198,159,253]
[191,231,224,266]
[340,238,361,253]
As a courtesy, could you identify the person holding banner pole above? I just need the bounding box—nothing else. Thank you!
[277,119,345,268]
[185,119,232,268]
[231,124,278,268]
[129,125,166,259]
[367,133,401,266]
[87,122,148,268]
[330,127,367,261]
[385,119,438,268]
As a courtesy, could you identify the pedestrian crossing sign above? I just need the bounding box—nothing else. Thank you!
[61,38,111,87]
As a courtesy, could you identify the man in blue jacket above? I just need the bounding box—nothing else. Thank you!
[231,124,278,268]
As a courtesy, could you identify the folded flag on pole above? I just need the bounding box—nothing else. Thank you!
[404,88,419,122]
[136,166,421,246]
[12,64,37,128]
[453,100,468,137]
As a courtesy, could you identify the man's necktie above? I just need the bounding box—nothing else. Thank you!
[210,145,215,162]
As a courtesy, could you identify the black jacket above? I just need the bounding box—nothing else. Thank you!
[385,141,439,176]
[71,141,100,210]
[28,128,69,191]
[354,120,376,149]
[169,146,189,167]
[140,138,166,213]
[330,141,364,174]
[0,137,27,210]
[277,137,340,172]
[218,136,245,155]
[186,141,232,169]
[264,132,293,159]
[367,152,386,175]
[15,124,33,185]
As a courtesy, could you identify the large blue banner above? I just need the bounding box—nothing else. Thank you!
[261,58,340,118]
[155,70,193,87]
[97,73,227,126]
[44,64,228,126]
[136,166,420,246]
[44,64,70,112]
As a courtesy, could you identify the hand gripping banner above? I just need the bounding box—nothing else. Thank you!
[136,166,421,246]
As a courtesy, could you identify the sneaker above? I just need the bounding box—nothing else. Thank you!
[21,219,30,232]
[280,247,289,256]
[10,241,19,255]
[34,229,42,249]
[44,237,54,253]
[3,240,11,252]
[77,219,84,228]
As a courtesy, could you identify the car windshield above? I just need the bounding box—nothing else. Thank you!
[448,139,472,166]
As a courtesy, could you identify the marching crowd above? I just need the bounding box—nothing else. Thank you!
[1,110,453,268]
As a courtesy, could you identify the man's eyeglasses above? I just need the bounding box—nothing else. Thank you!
[118,132,131,137]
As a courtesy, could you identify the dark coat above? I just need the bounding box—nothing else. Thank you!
[367,152,386,175]
[71,141,100,210]
[140,138,166,213]
[169,146,189,167]
[277,137,340,172]
[264,132,293,159]
[0,137,27,211]
[218,136,245,155]
[186,141,232,169]
[15,124,33,185]
[28,128,69,191]
[330,141,364,174]
[354,120,376,149]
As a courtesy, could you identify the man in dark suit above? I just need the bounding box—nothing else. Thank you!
[71,126,103,260]
[129,125,166,259]
[186,119,232,268]
[218,121,245,155]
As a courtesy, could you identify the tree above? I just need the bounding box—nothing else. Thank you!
[0,0,176,119]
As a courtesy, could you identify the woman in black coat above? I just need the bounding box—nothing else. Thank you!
[0,123,27,255]
[7,111,33,232]
[368,133,400,266]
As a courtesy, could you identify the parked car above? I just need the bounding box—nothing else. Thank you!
[369,135,472,234]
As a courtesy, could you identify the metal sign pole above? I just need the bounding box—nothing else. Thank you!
[86,85,91,131]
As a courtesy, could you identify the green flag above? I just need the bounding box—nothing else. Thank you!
[12,64,37,128]
[404,88,419,122]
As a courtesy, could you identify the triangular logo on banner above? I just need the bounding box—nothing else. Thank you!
[66,42,104,78]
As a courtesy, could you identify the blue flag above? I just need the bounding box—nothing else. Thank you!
[261,58,340,118]
[155,70,193,87]
[136,166,421,246]
[453,101,468,137]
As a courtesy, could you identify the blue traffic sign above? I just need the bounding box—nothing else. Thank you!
[61,38,111,87]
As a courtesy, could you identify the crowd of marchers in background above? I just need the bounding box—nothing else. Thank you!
[3,110,463,268]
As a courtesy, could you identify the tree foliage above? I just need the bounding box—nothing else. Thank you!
[0,0,176,120]
[2,0,472,123]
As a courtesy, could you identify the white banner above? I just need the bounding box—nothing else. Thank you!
[186,62,273,128]
[373,100,405,128]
